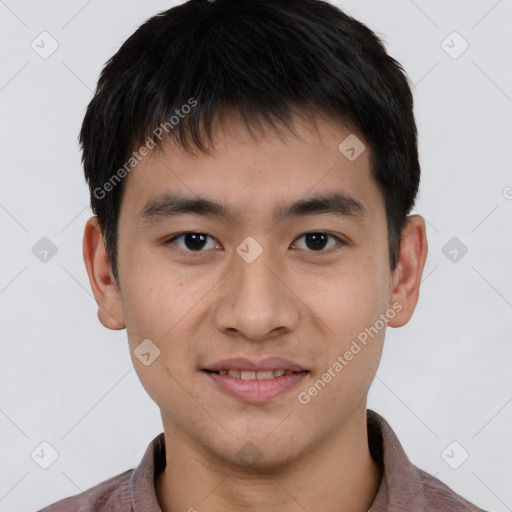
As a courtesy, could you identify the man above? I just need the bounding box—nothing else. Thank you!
[39,0,487,510]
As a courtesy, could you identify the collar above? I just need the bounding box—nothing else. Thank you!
[128,409,426,511]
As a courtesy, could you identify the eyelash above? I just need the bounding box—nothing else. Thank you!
[164,232,346,254]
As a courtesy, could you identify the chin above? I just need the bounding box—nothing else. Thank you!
[229,450,301,471]
[215,435,308,471]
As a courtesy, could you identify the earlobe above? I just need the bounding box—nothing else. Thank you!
[82,216,126,330]
[387,215,428,328]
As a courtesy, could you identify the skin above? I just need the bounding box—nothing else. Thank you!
[83,109,427,512]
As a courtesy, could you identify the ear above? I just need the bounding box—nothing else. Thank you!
[387,214,428,328]
[82,216,125,330]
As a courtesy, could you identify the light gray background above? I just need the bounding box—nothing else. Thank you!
[1,1,511,511]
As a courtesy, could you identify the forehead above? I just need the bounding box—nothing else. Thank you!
[119,111,384,226]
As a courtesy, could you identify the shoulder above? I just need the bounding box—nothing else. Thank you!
[417,467,488,512]
[37,469,133,512]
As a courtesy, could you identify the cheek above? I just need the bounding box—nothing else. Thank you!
[315,261,388,338]
[119,257,202,380]
[120,250,186,338]
[302,250,390,394]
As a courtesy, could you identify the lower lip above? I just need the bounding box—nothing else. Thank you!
[203,371,308,403]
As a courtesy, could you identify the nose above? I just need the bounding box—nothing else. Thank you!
[212,248,301,342]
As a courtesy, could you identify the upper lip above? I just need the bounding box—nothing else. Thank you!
[204,357,307,372]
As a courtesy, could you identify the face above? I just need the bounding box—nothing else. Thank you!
[85,110,425,469]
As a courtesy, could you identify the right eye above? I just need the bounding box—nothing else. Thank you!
[165,232,222,252]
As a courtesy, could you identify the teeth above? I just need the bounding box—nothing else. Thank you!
[254,370,274,380]
[218,369,296,380]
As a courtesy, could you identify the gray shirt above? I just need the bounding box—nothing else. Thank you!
[38,409,487,511]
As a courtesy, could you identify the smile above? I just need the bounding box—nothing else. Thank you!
[207,369,300,380]
[203,368,309,403]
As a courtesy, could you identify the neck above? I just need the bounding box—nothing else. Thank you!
[156,406,382,512]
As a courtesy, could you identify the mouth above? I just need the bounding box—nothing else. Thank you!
[203,369,307,380]
[202,358,309,402]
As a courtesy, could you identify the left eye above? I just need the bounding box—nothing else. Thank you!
[292,232,343,252]
[166,232,343,253]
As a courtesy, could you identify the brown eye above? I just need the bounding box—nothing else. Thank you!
[166,233,220,252]
[292,232,343,252]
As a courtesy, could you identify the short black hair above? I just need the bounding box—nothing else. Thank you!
[80,0,420,285]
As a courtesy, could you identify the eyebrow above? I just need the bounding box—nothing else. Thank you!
[139,191,365,225]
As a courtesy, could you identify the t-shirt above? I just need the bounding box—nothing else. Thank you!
[37,409,487,511]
